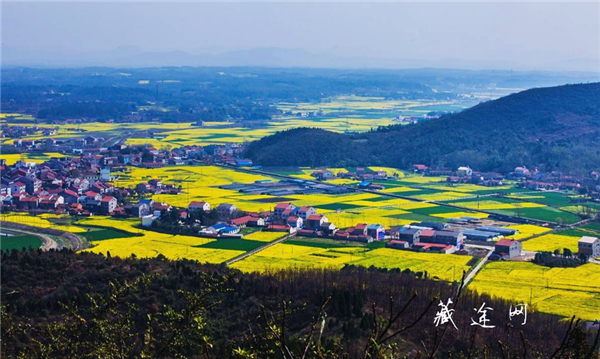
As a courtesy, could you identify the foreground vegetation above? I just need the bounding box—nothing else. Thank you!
[2,249,599,358]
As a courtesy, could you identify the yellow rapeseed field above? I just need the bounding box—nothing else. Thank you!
[451,200,546,210]
[242,231,287,242]
[79,217,243,263]
[231,244,472,281]
[470,261,600,321]
[1,213,87,233]
[506,224,551,240]
[521,233,581,253]
[0,152,70,165]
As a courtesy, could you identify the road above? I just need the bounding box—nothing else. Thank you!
[463,249,492,287]
[225,232,296,266]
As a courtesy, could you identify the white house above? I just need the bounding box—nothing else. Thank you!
[297,206,317,221]
[457,166,473,177]
[188,201,210,212]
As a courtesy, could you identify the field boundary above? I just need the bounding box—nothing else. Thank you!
[225,232,296,266]
[208,163,565,227]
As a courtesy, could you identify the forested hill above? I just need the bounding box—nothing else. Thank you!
[246,82,600,173]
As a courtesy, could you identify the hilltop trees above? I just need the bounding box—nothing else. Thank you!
[2,249,599,358]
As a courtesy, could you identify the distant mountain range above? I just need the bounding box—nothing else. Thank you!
[3,45,600,72]
[245,82,600,174]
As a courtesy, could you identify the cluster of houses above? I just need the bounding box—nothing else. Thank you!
[512,166,593,192]
[282,109,325,118]
[386,225,464,254]
[312,167,393,182]
[183,201,469,254]
[412,164,506,187]
[310,168,395,191]
[0,125,58,140]
[0,156,180,217]
[6,133,254,169]
[412,164,600,197]
[0,135,264,216]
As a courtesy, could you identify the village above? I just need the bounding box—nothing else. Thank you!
[2,137,600,264]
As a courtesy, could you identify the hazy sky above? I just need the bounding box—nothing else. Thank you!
[2,1,599,70]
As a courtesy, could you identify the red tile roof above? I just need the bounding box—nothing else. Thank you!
[496,239,516,246]
[420,229,436,237]
[275,203,293,209]
[231,216,253,225]
[189,201,207,207]
[62,189,79,197]
[355,223,367,230]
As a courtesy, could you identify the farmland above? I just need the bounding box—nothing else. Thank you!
[0,212,87,233]
[231,239,473,282]
[470,261,600,321]
[3,91,599,325]
[0,233,42,251]
[77,216,246,263]
[2,95,477,148]
[521,229,599,253]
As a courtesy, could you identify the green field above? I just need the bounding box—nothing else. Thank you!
[581,222,600,233]
[197,238,266,252]
[496,207,582,224]
[1,235,43,251]
[82,228,138,242]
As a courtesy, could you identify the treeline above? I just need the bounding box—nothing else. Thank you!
[37,101,137,120]
[533,251,590,267]
[246,83,600,174]
[2,249,598,358]
[1,67,443,124]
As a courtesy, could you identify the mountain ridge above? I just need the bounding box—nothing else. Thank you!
[245,82,600,173]
[3,45,600,73]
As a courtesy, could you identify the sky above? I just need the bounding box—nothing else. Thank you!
[2,1,599,71]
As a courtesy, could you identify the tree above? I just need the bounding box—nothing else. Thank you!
[2,273,228,359]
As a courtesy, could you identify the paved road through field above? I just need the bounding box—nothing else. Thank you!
[225,232,296,266]
[463,249,492,287]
